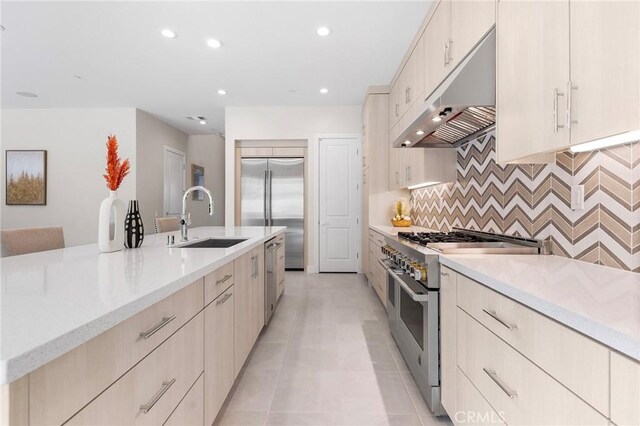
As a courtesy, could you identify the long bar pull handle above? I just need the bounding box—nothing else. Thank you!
[482,309,518,331]
[263,170,268,227]
[553,88,565,133]
[251,255,256,278]
[447,39,454,65]
[567,80,578,129]
[483,368,517,399]
[444,42,448,66]
[140,378,176,413]
[216,292,233,305]
[269,170,273,226]
[216,274,232,286]
[139,315,176,340]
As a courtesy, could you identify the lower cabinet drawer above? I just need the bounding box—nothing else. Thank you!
[457,309,607,426]
[67,312,204,426]
[164,373,204,426]
[455,368,503,425]
[456,273,609,415]
[29,280,203,426]
[205,261,234,305]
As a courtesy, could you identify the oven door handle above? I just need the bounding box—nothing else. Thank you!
[377,258,392,271]
[385,263,431,302]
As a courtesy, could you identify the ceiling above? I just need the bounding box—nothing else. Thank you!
[1,1,430,135]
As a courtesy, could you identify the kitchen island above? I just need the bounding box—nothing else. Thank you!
[1,226,285,425]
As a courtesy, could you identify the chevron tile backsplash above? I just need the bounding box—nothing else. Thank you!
[410,132,639,272]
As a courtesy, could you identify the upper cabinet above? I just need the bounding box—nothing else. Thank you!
[497,0,640,163]
[423,1,452,99]
[424,0,495,101]
[568,1,640,145]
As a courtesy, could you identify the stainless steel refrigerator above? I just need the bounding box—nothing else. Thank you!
[241,158,304,270]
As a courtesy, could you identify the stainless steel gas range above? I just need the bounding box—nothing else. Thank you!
[377,228,549,416]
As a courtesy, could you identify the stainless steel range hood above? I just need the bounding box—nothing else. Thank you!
[395,28,496,148]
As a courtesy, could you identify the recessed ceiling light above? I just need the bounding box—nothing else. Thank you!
[403,140,411,146]
[316,26,331,37]
[199,120,207,125]
[320,88,329,94]
[207,39,222,49]
[431,116,442,122]
[16,91,38,98]
[416,130,425,136]
[217,89,227,95]
[161,29,176,39]
[73,74,82,80]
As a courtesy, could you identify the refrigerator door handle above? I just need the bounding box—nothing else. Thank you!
[269,170,274,226]
[264,170,269,227]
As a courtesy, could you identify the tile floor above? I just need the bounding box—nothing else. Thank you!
[215,272,453,426]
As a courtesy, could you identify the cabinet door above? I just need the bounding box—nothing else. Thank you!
[234,251,254,375]
[424,0,452,99]
[389,82,401,128]
[408,148,427,187]
[440,267,457,417]
[496,0,570,163]
[569,0,640,145]
[389,147,402,190]
[450,0,495,71]
[205,287,235,425]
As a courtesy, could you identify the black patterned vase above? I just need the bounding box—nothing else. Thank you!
[124,200,144,248]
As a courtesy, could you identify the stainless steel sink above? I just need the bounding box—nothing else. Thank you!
[178,238,248,248]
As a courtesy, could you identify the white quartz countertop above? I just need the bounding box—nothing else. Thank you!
[370,225,640,361]
[0,226,285,384]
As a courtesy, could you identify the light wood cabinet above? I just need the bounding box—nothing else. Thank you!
[205,261,234,305]
[449,0,495,72]
[457,309,608,425]
[205,287,235,425]
[395,148,457,189]
[497,0,639,162]
[496,0,570,162]
[568,1,640,145]
[234,246,265,376]
[423,0,452,99]
[440,266,457,417]
[29,280,203,426]
[455,368,503,425]
[610,351,640,426]
[165,374,204,426]
[457,273,610,415]
[388,146,402,190]
[67,312,204,426]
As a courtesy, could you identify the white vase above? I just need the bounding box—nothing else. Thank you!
[98,190,126,253]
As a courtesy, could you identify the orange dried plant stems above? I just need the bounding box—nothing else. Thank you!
[103,135,130,190]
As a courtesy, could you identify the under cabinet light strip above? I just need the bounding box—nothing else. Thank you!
[569,129,640,153]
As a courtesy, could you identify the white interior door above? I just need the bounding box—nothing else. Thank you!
[319,138,360,272]
[164,147,185,216]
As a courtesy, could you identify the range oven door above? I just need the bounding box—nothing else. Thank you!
[388,267,444,416]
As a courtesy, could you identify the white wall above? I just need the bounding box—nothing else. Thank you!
[0,108,137,246]
[225,106,362,272]
[135,110,188,233]
[187,134,225,227]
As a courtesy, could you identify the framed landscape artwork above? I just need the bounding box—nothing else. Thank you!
[5,150,47,205]
[191,164,204,200]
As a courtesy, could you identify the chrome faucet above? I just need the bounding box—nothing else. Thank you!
[180,186,214,242]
